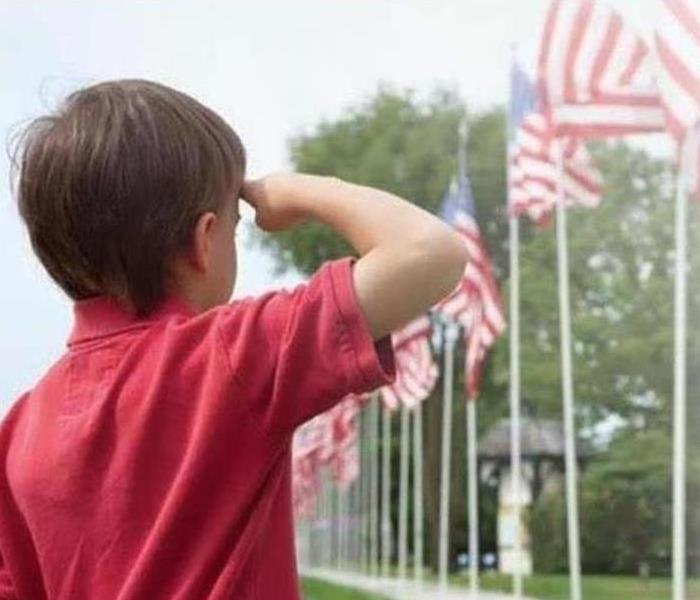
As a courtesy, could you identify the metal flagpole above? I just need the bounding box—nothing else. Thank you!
[369,395,380,576]
[398,405,410,579]
[509,211,524,600]
[348,481,356,570]
[553,140,582,600]
[357,475,363,570]
[360,409,370,574]
[331,481,337,569]
[346,487,352,571]
[352,478,361,570]
[338,485,352,570]
[507,50,524,593]
[438,320,458,589]
[303,519,311,569]
[672,134,690,600]
[381,404,393,578]
[319,476,325,567]
[345,484,352,570]
[455,113,480,597]
[337,487,345,570]
[348,485,354,570]
[466,399,479,595]
[309,492,317,568]
[413,405,424,586]
[324,474,333,568]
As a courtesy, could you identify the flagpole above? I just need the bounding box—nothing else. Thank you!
[438,320,458,589]
[347,484,354,570]
[455,114,481,595]
[466,398,479,595]
[344,485,350,570]
[324,473,333,569]
[369,395,380,576]
[507,47,524,596]
[337,486,345,570]
[553,139,583,600]
[308,493,316,568]
[381,404,393,579]
[319,474,325,568]
[508,210,524,600]
[353,476,361,570]
[398,405,410,580]
[672,134,690,600]
[359,408,367,572]
[413,404,424,587]
[360,408,370,574]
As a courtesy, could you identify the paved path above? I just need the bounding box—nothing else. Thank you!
[302,568,537,600]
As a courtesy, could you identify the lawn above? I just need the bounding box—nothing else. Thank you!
[302,573,700,600]
[300,577,388,600]
[462,572,700,600]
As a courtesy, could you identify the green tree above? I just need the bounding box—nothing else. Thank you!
[260,87,510,568]
[493,142,700,428]
[260,86,700,574]
[580,428,672,575]
[531,429,678,576]
[260,88,463,276]
[500,141,700,575]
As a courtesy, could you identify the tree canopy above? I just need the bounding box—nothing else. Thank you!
[259,87,700,574]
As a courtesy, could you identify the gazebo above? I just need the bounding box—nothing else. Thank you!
[479,417,591,575]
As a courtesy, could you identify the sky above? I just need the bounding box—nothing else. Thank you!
[0,0,665,412]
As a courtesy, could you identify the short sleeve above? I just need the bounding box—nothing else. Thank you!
[216,258,395,435]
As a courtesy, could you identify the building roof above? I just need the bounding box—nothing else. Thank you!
[479,417,592,459]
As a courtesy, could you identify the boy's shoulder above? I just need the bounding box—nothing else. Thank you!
[0,389,32,446]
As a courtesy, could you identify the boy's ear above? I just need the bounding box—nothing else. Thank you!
[190,211,218,273]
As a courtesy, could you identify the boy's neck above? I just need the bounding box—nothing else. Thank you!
[167,281,223,315]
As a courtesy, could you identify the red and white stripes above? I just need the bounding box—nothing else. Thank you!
[291,394,362,518]
[380,316,438,411]
[511,0,674,225]
[438,212,505,342]
[539,0,665,137]
[655,0,700,137]
[445,212,506,400]
[510,111,602,225]
[655,0,700,199]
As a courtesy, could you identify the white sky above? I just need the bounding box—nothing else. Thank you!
[0,0,664,411]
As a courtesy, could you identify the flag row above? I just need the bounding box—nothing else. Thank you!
[510,0,700,226]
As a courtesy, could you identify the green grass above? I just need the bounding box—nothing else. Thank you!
[458,572,700,600]
[300,577,389,600]
[302,573,700,600]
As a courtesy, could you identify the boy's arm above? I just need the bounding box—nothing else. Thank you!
[242,174,468,339]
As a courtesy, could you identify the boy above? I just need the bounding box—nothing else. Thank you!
[0,79,467,599]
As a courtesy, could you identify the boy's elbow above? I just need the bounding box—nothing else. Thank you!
[439,229,469,288]
[414,225,468,301]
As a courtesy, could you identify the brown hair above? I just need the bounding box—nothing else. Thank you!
[11,79,246,316]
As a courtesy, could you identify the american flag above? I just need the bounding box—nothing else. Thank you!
[326,396,361,486]
[509,61,602,225]
[436,147,506,400]
[291,394,362,518]
[291,432,322,518]
[380,315,438,411]
[291,416,326,518]
[655,0,700,200]
[538,0,666,138]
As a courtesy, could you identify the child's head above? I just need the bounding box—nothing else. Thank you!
[12,79,246,315]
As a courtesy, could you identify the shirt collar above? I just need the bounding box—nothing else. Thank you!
[68,295,196,347]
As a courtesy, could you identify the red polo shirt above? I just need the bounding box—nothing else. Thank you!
[0,258,394,600]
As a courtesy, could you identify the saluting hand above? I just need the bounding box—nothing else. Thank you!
[241,173,326,232]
